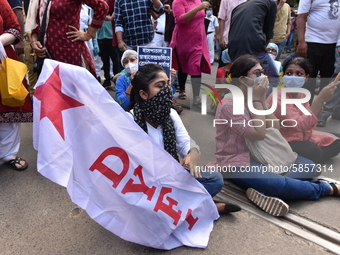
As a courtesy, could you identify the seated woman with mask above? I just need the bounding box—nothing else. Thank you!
[214,55,340,217]
[115,50,138,110]
[128,64,241,214]
[266,57,340,164]
[266,43,282,75]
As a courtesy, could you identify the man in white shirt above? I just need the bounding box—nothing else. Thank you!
[152,13,167,47]
[296,0,340,102]
[317,34,340,127]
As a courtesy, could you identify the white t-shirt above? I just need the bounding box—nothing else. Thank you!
[152,13,166,34]
[206,14,219,33]
[129,109,200,159]
[298,0,340,44]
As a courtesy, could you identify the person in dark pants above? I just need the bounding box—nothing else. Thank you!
[296,0,340,103]
[97,20,118,88]
[228,0,279,96]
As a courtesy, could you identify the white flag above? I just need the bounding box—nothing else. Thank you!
[33,60,219,250]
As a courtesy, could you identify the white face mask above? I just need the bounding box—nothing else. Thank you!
[125,62,138,74]
[269,53,276,61]
[244,75,265,86]
[283,75,306,88]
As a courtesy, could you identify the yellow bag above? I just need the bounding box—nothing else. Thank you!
[0,57,29,107]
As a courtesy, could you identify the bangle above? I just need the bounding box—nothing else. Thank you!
[118,39,123,43]
[253,100,262,103]
[86,30,95,39]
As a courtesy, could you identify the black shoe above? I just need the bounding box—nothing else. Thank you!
[103,80,111,88]
[214,200,241,213]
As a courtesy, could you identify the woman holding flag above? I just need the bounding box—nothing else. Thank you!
[128,63,241,214]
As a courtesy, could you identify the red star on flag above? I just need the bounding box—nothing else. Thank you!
[35,65,84,140]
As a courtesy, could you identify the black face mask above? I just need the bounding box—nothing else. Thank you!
[139,85,173,125]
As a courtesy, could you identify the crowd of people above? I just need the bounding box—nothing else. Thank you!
[1,0,340,218]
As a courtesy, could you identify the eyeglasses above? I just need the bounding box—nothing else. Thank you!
[253,69,265,77]
[267,48,277,53]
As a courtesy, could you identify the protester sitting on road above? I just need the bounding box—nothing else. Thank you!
[216,48,232,84]
[128,63,241,214]
[214,55,340,217]
[115,50,138,110]
[266,42,283,75]
[267,57,340,164]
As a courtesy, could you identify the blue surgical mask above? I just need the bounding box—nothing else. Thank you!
[283,76,306,88]
[244,75,265,86]
[206,10,212,16]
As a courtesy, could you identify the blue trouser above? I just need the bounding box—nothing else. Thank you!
[275,38,287,61]
[196,170,224,197]
[224,156,331,201]
[286,30,295,51]
[256,52,280,97]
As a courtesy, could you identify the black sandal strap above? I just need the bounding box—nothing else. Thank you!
[6,157,28,171]
[329,183,338,196]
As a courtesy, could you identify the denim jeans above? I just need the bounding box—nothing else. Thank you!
[275,38,287,61]
[196,170,224,197]
[286,30,295,51]
[256,52,280,96]
[225,156,331,201]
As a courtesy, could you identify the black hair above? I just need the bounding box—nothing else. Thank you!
[282,57,313,76]
[128,64,166,110]
[226,54,259,85]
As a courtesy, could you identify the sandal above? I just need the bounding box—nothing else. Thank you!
[318,177,339,196]
[317,120,326,127]
[173,105,183,114]
[329,183,339,196]
[178,91,187,100]
[5,156,28,171]
[192,96,202,108]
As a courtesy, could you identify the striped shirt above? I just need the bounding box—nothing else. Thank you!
[114,0,163,47]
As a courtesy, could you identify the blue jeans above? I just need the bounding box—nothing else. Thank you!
[286,30,295,51]
[256,52,280,96]
[196,170,224,197]
[225,156,331,201]
[275,39,287,61]
[215,39,222,61]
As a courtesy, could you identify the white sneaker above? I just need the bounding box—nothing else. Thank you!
[246,188,289,217]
